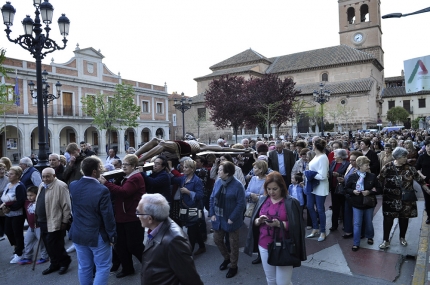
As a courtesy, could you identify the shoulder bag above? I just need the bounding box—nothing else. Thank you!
[244,199,256,218]
[393,163,417,202]
[245,183,264,218]
[334,183,345,195]
[178,183,202,225]
[362,195,376,207]
[267,219,301,267]
[179,199,202,225]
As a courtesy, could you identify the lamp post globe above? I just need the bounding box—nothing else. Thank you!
[313,82,330,137]
[173,92,192,139]
[1,0,70,170]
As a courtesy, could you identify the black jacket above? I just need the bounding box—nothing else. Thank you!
[244,195,306,266]
[141,218,203,285]
[329,160,350,190]
[345,172,381,209]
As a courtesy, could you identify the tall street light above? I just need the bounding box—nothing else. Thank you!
[173,92,192,139]
[1,0,70,170]
[28,69,61,154]
[313,82,331,137]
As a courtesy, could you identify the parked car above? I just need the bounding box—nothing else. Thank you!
[381,126,404,133]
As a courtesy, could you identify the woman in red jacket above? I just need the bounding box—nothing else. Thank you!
[99,154,146,278]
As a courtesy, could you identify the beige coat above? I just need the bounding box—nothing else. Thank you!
[35,178,71,232]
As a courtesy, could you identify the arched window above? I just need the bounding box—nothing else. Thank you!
[321,73,328,82]
[347,7,355,24]
[360,4,369,22]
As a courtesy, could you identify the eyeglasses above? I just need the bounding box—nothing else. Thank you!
[135,210,151,218]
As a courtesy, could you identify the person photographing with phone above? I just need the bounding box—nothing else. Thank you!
[245,171,306,285]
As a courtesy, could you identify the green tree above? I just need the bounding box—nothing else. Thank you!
[386,106,410,125]
[0,48,15,134]
[81,84,141,149]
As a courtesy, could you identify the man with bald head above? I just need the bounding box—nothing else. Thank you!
[35,167,72,275]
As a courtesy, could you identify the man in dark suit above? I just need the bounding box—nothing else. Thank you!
[137,193,203,285]
[268,141,296,188]
[69,156,117,285]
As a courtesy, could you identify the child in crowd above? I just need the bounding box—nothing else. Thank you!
[18,186,49,265]
[289,173,305,210]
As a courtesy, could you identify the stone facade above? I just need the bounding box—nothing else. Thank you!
[1,46,169,159]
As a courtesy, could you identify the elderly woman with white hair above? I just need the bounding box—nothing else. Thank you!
[19,157,42,189]
[378,147,430,249]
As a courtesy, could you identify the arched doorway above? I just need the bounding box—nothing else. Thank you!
[124,128,136,151]
[141,128,151,144]
[156,128,164,139]
[105,130,118,155]
[84,127,100,155]
[59,126,77,154]
[0,125,22,161]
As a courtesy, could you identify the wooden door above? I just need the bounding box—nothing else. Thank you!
[69,133,76,144]
[128,131,135,148]
[63,92,73,116]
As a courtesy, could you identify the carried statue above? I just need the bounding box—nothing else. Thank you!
[135,136,249,166]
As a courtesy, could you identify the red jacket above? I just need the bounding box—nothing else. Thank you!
[105,171,146,223]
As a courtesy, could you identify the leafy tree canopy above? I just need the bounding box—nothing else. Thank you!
[205,74,300,140]
[0,48,16,133]
[246,74,300,129]
[205,75,249,141]
[386,106,410,125]
[81,83,141,147]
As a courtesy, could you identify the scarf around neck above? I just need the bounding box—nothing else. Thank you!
[214,176,234,217]
[355,171,366,191]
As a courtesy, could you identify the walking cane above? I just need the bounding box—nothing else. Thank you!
[32,236,42,271]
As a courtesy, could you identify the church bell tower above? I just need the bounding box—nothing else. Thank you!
[338,0,384,66]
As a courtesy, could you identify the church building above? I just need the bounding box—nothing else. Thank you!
[189,0,385,140]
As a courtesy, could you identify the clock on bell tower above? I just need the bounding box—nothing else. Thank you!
[338,0,384,66]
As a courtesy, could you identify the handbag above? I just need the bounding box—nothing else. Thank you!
[392,163,417,202]
[267,219,301,267]
[362,195,376,207]
[401,189,417,202]
[244,201,256,218]
[179,198,202,225]
[334,183,345,195]
[179,207,201,224]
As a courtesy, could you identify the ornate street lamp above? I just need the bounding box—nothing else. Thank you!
[28,69,61,153]
[173,92,192,139]
[1,0,70,169]
[313,82,331,137]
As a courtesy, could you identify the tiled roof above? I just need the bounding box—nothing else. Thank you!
[296,78,374,95]
[267,45,378,74]
[209,49,272,70]
[381,86,430,98]
[194,65,262,81]
[385,76,404,82]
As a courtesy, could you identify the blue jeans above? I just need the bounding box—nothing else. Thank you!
[306,193,327,233]
[74,234,112,285]
[352,207,374,246]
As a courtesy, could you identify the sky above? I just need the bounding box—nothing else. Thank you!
[1,0,430,97]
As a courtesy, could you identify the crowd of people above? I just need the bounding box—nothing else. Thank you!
[0,128,430,284]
